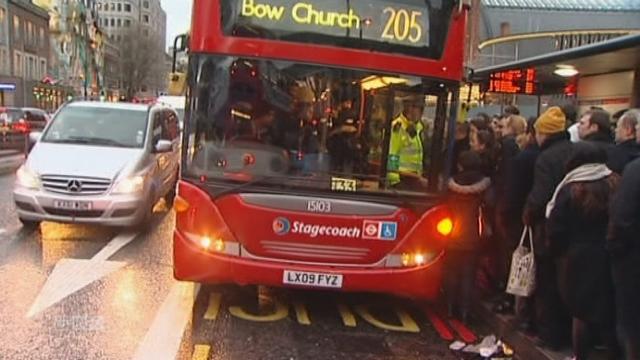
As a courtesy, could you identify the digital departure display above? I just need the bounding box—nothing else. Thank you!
[488,69,537,95]
[220,0,455,59]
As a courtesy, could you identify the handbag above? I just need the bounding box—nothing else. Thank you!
[506,226,536,297]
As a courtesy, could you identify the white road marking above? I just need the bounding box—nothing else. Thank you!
[27,231,139,318]
[27,259,126,318]
[91,232,139,262]
[0,228,6,235]
[131,282,200,360]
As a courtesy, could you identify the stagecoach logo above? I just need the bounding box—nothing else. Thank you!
[272,217,362,238]
[67,180,83,193]
[273,217,291,235]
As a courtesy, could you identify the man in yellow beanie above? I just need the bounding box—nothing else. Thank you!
[523,106,573,350]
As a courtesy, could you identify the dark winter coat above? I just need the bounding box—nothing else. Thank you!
[608,158,640,335]
[523,132,573,255]
[547,184,615,324]
[447,171,491,252]
[608,139,640,174]
[500,143,540,243]
[584,132,616,166]
[504,143,540,218]
[451,138,470,175]
[495,135,520,198]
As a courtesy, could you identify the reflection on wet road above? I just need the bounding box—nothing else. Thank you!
[0,173,485,360]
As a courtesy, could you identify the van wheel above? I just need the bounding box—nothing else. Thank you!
[19,217,40,229]
[133,199,155,232]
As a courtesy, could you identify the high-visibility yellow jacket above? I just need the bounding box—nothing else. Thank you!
[387,113,424,186]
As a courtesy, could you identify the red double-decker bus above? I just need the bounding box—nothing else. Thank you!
[173,0,469,299]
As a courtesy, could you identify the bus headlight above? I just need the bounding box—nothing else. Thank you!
[199,236,225,252]
[385,252,434,268]
[401,252,428,267]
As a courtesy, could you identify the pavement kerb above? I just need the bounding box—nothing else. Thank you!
[473,301,572,360]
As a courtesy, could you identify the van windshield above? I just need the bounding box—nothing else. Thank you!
[42,106,149,148]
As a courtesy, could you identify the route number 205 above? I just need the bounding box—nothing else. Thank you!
[381,7,423,44]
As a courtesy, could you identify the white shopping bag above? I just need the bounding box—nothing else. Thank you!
[506,226,536,297]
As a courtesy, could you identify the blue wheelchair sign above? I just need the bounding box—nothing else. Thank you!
[379,222,397,241]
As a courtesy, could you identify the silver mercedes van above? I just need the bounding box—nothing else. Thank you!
[13,101,180,229]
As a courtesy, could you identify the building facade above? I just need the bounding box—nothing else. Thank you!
[0,0,12,106]
[0,0,50,107]
[97,0,167,96]
[468,0,640,68]
[464,0,640,118]
[33,0,105,109]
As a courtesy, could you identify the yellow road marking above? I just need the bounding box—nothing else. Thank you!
[228,300,289,322]
[203,293,222,320]
[337,303,357,327]
[191,344,211,360]
[355,305,420,333]
[293,301,311,325]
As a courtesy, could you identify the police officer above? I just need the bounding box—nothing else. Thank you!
[387,95,427,189]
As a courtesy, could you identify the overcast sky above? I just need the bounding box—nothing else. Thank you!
[161,0,193,50]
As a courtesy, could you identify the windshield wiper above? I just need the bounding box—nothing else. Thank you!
[210,175,284,198]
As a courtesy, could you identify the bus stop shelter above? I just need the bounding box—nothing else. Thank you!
[469,33,640,118]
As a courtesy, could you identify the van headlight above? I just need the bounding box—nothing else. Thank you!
[112,175,145,194]
[16,165,41,190]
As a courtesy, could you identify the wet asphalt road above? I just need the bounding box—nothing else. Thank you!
[0,172,490,360]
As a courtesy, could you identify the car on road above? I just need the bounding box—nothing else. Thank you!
[0,107,49,134]
[13,101,180,229]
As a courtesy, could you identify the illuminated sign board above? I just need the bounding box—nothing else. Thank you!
[0,83,16,91]
[487,69,537,95]
[223,0,433,48]
[220,1,460,59]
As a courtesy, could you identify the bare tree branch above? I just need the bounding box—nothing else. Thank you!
[118,25,163,99]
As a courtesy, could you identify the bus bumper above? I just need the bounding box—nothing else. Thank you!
[173,230,443,300]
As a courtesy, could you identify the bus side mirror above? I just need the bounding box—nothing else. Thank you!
[174,34,188,52]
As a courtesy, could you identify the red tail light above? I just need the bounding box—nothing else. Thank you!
[12,119,29,133]
[242,153,255,166]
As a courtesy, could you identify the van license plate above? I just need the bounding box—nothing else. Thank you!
[283,270,343,288]
[53,200,93,211]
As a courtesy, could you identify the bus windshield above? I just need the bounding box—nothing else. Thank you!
[183,55,455,196]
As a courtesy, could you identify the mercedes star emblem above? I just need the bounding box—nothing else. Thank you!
[67,180,83,192]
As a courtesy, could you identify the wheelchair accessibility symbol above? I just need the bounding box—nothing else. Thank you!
[362,221,398,241]
[380,222,397,240]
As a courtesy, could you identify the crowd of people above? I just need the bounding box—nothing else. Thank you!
[443,104,640,360]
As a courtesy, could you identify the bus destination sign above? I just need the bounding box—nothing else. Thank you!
[487,69,537,95]
[230,0,431,47]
